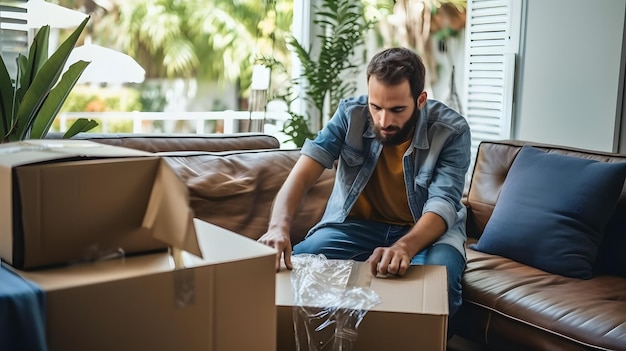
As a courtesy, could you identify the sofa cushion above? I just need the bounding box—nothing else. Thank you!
[470,145,626,279]
[454,247,626,350]
[162,149,335,244]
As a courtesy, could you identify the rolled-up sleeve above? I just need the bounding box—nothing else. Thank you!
[300,99,354,169]
[422,126,472,229]
[301,139,336,169]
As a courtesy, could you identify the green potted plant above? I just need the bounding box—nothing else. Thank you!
[0,16,97,143]
[260,0,386,147]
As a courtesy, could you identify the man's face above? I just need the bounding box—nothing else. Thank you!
[367,76,425,145]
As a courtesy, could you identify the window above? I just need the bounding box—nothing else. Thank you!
[0,0,28,79]
[464,0,521,164]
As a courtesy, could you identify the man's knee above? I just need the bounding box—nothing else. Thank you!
[425,244,464,270]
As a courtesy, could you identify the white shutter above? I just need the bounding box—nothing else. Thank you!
[0,0,28,79]
[464,0,522,163]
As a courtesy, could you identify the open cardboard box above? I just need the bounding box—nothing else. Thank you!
[0,139,200,269]
[11,219,277,351]
[276,261,449,351]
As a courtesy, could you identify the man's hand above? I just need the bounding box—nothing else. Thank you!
[258,229,293,272]
[367,212,447,277]
[366,243,412,277]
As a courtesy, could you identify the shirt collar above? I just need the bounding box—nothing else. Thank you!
[412,104,430,149]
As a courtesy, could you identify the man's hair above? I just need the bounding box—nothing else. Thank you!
[366,47,426,100]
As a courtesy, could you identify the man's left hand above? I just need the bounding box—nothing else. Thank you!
[366,244,412,277]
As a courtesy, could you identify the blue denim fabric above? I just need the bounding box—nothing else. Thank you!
[301,95,472,259]
[293,219,415,261]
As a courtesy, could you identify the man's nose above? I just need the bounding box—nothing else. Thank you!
[379,110,391,128]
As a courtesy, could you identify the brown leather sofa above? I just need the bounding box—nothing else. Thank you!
[72,133,626,350]
[453,140,626,351]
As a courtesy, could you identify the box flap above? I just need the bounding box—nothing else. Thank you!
[0,140,154,167]
[143,159,202,258]
[182,219,276,266]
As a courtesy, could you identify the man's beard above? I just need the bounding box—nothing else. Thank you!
[370,110,418,146]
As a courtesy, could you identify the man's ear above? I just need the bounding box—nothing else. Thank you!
[417,91,427,108]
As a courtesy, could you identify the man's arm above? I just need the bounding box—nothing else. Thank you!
[258,155,326,271]
[368,127,471,277]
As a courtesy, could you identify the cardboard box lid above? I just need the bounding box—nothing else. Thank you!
[142,160,202,258]
[276,260,448,316]
[0,139,154,167]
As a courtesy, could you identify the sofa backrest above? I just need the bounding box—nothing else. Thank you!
[163,148,335,244]
[466,139,626,276]
[47,132,281,152]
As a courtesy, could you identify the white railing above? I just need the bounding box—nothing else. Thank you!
[55,110,297,148]
[56,110,291,135]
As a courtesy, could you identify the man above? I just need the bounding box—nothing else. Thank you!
[258,47,471,317]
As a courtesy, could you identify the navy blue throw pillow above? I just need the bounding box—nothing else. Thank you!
[470,145,626,279]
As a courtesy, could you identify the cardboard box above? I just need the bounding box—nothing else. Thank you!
[0,139,200,269]
[276,262,449,351]
[13,219,277,351]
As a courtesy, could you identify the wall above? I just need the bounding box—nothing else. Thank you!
[514,0,626,152]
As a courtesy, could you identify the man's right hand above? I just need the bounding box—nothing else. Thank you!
[258,229,293,272]
[257,155,325,272]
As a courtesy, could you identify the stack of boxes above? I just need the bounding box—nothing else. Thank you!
[0,139,451,350]
[0,140,276,351]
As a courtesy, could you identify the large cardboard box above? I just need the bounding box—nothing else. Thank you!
[12,219,277,351]
[0,139,200,269]
[276,262,448,351]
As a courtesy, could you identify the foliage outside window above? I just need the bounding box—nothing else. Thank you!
[260,0,393,147]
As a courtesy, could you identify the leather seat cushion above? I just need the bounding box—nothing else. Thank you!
[457,247,626,350]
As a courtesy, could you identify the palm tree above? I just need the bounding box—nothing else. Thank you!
[55,0,294,120]
[88,0,291,90]
[375,0,467,92]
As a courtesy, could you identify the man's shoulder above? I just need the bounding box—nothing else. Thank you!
[424,99,468,131]
[341,95,369,109]
[335,95,369,123]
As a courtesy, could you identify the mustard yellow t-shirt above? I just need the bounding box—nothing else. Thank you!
[349,138,414,226]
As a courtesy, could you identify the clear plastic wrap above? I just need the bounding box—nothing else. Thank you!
[290,254,382,351]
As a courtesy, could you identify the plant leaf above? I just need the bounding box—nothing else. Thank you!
[20,25,50,94]
[30,60,90,139]
[62,118,99,139]
[14,16,90,140]
[16,54,28,104]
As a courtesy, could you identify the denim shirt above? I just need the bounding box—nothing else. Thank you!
[301,95,472,259]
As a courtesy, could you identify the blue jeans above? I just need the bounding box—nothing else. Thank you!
[292,218,466,318]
